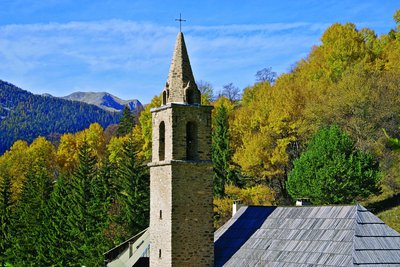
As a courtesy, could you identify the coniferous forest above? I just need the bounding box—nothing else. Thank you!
[1,9,400,266]
[0,80,121,155]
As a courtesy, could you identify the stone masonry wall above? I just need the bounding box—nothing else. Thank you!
[149,103,214,267]
[149,164,172,267]
[171,161,214,266]
[151,104,213,162]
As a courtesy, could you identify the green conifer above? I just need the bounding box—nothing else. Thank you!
[67,139,111,266]
[114,136,149,240]
[10,163,53,266]
[117,105,135,136]
[0,174,13,267]
[212,104,237,197]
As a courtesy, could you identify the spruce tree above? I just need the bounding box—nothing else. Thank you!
[10,163,53,266]
[67,139,110,266]
[117,105,135,136]
[212,104,236,197]
[114,136,149,240]
[0,174,13,267]
[40,175,75,266]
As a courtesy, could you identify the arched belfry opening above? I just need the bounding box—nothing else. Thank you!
[162,91,167,105]
[186,121,198,160]
[186,88,195,104]
[159,121,165,161]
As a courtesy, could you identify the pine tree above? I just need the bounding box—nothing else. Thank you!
[212,104,236,197]
[39,175,75,266]
[0,174,13,267]
[117,105,135,136]
[67,139,111,266]
[114,136,149,240]
[10,162,53,266]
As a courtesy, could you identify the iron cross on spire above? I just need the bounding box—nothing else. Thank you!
[175,13,186,32]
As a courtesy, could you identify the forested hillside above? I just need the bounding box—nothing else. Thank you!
[1,9,400,267]
[0,80,121,154]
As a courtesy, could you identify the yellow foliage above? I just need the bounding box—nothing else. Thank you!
[213,184,275,229]
[138,95,161,160]
[56,133,78,174]
[0,137,56,201]
[0,140,29,199]
[225,184,275,206]
[213,197,232,229]
[107,135,128,165]
[56,123,106,174]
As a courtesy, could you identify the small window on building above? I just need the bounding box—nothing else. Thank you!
[159,210,162,219]
[159,249,162,258]
[159,122,165,161]
[186,121,198,160]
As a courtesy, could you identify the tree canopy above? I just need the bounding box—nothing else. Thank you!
[286,125,381,204]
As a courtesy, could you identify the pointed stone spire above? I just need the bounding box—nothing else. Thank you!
[162,32,201,105]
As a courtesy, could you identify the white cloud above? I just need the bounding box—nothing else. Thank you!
[0,19,327,102]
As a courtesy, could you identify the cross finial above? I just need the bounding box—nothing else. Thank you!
[175,13,186,32]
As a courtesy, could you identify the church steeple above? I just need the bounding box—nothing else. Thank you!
[149,30,214,266]
[162,32,201,105]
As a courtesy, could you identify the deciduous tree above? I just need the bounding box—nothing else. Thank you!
[286,125,381,204]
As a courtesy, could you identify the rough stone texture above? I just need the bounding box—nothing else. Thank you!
[149,161,214,267]
[151,104,213,163]
[149,31,214,267]
[162,32,201,105]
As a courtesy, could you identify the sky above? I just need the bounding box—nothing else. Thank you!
[0,1,398,104]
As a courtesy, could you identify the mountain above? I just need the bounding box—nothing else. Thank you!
[62,92,143,113]
[0,80,121,155]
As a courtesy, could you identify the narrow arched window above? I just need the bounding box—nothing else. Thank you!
[162,91,167,105]
[186,121,198,160]
[159,122,165,161]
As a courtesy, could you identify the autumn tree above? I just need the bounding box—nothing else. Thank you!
[286,125,381,204]
[137,95,161,160]
[197,80,214,105]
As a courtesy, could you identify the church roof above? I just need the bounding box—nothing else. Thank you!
[214,204,400,267]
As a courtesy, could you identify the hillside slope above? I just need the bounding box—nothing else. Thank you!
[0,80,121,154]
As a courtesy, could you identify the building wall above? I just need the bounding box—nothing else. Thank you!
[149,164,172,267]
[149,103,214,267]
[151,104,212,162]
[171,161,214,266]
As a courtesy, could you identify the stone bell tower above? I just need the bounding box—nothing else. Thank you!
[148,31,214,266]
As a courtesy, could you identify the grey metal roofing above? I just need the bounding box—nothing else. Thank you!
[214,204,400,267]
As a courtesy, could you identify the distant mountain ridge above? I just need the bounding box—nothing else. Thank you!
[62,92,143,113]
[0,80,121,155]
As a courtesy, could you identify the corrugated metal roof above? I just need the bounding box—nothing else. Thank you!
[214,204,400,266]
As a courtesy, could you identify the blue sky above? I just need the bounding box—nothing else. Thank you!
[0,1,398,103]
